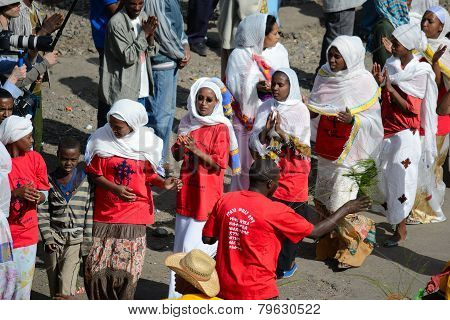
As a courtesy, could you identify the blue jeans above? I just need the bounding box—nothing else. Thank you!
[145,68,178,163]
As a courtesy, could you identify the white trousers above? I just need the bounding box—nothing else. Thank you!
[167,214,217,299]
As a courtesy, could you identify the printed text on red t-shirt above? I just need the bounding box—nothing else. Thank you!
[226,208,255,251]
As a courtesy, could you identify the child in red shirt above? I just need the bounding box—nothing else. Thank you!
[168,78,240,298]
[249,68,312,278]
[84,99,181,300]
[202,159,371,300]
[0,115,50,300]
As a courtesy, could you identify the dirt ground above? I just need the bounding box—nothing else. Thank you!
[29,0,450,299]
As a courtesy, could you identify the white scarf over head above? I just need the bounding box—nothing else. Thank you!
[250,68,311,157]
[85,99,163,169]
[419,6,450,89]
[0,115,33,145]
[393,23,428,51]
[178,78,240,174]
[308,35,384,166]
[226,13,268,122]
[385,54,438,168]
[409,0,439,25]
[0,142,11,219]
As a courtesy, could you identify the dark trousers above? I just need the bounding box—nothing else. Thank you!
[318,8,356,68]
[186,0,219,44]
[274,199,315,276]
[96,48,109,128]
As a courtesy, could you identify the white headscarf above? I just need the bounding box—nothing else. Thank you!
[226,13,269,123]
[0,142,11,219]
[409,0,439,25]
[386,26,439,168]
[308,35,384,166]
[0,115,33,145]
[178,78,240,174]
[420,5,450,89]
[250,68,311,158]
[85,99,163,169]
[393,23,428,51]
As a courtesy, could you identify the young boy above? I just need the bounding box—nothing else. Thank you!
[0,88,14,125]
[38,137,93,297]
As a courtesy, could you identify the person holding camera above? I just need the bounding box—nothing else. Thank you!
[0,0,59,152]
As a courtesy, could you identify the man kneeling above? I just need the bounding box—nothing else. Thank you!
[203,158,371,300]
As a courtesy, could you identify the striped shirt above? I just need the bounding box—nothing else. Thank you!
[38,167,94,256]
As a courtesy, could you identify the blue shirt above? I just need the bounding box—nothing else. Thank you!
[89,0,118,49]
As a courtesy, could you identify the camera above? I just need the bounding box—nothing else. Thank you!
[13,89,36,117]
[0,30,53,51]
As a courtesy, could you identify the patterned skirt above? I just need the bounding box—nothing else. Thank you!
[85,222,146,300]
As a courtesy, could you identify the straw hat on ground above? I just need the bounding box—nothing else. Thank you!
[165,249,220,297]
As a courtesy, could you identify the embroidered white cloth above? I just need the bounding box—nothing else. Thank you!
[308,35,384,166]
[178,78,240,174]
[250,67,310,156]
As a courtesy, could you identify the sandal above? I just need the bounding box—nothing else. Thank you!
[405,217,421,225]
[383,237,407,248]
[337,262,353,270]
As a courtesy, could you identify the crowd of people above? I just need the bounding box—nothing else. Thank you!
[0,0,449,301]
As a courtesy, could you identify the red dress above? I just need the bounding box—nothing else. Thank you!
[381,85,422,138]
[86,155,162,225]
[273,147,310,203]
[437,85,450,136]
[173,124,230,221]
[315,116,353,161]
[8,151,50,248]
[203,191,313,300]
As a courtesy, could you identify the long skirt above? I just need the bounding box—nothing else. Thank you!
[314,157,375,267]
[85,222,146,300]
[377,129,421,224]
[230,118,254,191]
[12,244,37,300]
[168,214,217,299]
[410,134,448,223]
[0,216,17,300]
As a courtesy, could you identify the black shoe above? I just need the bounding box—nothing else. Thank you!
[190,42,207,57]
[205,37,221,49]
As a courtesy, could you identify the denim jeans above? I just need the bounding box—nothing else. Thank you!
[146,67,178,163]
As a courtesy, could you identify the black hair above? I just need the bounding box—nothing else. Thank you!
[0,88,13,100]
[249,158,281,185]
[265,15,277,36]
[57,136,81,153]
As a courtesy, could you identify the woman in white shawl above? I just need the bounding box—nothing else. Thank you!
[372,23,438,246]
[409,0,439,25]
[84,99,181,300]
[407,5,450,224]
[308,36,383,268]
[0,142,17,299]
[168,78,239,298]
[226,13,289,191]
[249,67,311,277]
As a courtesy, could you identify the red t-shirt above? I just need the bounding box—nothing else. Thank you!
[8,151,49,248]
[273,147,310,202]
[86,155,161,225]
[173,124,230,221]
[381,85,423,138]
[315,116,353,161]
[203,191,314,300]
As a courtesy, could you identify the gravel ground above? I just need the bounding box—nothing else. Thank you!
[28,0,450,300]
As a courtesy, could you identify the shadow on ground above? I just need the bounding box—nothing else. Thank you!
[134,278,169,300]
